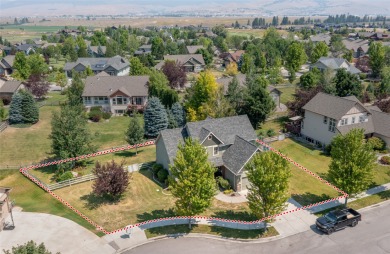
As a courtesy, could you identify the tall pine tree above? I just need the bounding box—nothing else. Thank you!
[9,92,23,124]
[144,97,168,137]
[170,102,186,127]
[20,90,39,124]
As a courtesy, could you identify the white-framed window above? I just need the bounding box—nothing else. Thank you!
[352,117,356,124]
[328,118,336,132]
[340,118,348,126]
[112,96,127,105]
[359,115,366,123]
[323,116,328,124]
[93,97,109,105]
[115,109,125,114]
[213,146,219,156]
[84,96,92,104]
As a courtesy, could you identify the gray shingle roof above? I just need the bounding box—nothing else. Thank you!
[337,115,375,135]
[0,55,15,68]
[82,76,149,97]
[312,57,361,74]
[303,92,369,120]
[370,108,390,137]
[0,80,23,93]
[157,115,258,174]
[186,45,204,54]
[186,115,257,145]
[64,56,129,72]
[222,136,259,175]
[155,54,205,70]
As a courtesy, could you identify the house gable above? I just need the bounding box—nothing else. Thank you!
[109,89,130,98]
[201,132,224,146]
[345,104,368,115]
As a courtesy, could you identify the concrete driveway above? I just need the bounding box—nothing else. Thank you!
[0,211,115,254]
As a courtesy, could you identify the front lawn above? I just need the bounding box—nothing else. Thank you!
[0,170,104,236]
[277,85,296,104]
[30,146,156,184]
[145,224,278,239]
[271,138,390,186]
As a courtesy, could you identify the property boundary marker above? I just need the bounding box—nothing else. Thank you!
[19,139,348,235]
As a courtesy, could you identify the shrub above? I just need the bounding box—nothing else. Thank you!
[57,171,73,182]
[267,128,276,137]
[216,176,231,190]
[324,144,332,155]
[157,168,169,183]
[223,189,234,195]
[359,73,367,80]
[90,106,102,111]
[88,110,102,122]
[152,163,163,176]
[102,112,111,120]
[380,156,390,165]
[367,137,386,151]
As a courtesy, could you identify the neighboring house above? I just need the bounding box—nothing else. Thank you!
[309,33,331,45]
[300,92,390,149]
[41,42,58,49]
[155,54,205,72]
[0,55,15,77]
[310,57,361,75]
[0,79,24,102]
[87,45,106,57]
[134,45,152,56]
[205,31,217,38]
[216,73,282,109]
[0,187,13,232]
[82,75,149,115]
[342,38,369,58]
[220,50,245,67]
[186,45,204,54]
[16,44,36,55]
[0,45,12,56]
[64,56,130,78]
[357,32,389,40]
[156,115,259,191]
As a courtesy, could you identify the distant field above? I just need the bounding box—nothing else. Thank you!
[0,25,79,42]
[228,29,289,38]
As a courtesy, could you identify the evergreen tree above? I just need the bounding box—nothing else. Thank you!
[246,151,291,227]
[167,109,178,129]
[125,116,144,155]
[8,92,23,124]
[67,73,84,109]
[0,100,5,121]
[169,138,216,228]
[20,90,39,124]
[226,75,244,110]
[50,104,95,162]
[171,102,186,127]
[144,97,168,137]
[332,68,362,97]
[328,129,376,204]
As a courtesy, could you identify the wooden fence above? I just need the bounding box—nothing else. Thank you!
[47,174,98,190]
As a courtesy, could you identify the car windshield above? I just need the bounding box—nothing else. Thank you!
[324,213,337,222]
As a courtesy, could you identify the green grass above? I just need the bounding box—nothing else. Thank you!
[0,25,78,33]
[0,170,105,236]
[145,224,278,239]
[49,58,67,70]
[258,116,289,134]
[30,145,156,184]
[277,85,296,104]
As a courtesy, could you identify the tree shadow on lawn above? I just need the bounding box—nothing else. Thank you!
[80,193,122,210]
[212,210,257,221]
[114,149,146,158]
[291,192,332,207]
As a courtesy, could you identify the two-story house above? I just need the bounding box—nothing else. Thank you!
[64,56,130,78]
[156,115,260,192]
[300,92,390,148]
[82,76,149,115]
[154,54,205,72]
[134,45,152,56]
[0,55,15,77]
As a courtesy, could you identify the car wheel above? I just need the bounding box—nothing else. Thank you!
[327,228,334,235]
[351,220,358,227]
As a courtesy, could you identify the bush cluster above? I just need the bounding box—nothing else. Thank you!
[216,176,231,190]
[380,156,390,165]
[88,106,111,122]
[152,164,169,184]
[57,171,73,182]
[367,137,386,151]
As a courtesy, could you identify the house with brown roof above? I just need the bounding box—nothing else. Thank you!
[156,115,259,191]
[342,38,370,58]
[0,78,24,103]
[82,76,149,115]
[300,92,390,148]
[0,55,15,77]
[220,50,245,67]
[155,54,205,72]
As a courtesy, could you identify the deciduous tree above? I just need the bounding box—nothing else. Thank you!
[67,73,84,109]
[92,160,129,199]
[3,240,57,254]
[246,151,291,227]
[285,42,307,82]
[225,62,238,76]
[151,37,165,60]
[25,74,50,99]
[129,57,150,75]
[125,116,144,155]
[328,129,376,204]
[12,52,30,80]
[161,60,187,89]
[148,70,178,108]
[332,68,362,97]
[369,42,386,78]
[310,41,329,63]
[169,138,216,227]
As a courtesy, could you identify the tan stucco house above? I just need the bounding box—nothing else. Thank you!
[82,75,149,115]
[301,92,390,148]
[156,115,260,192]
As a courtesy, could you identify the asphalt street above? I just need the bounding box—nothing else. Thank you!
[125,202,390,254]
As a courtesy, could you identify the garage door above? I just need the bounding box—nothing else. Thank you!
[241,176,250,191]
